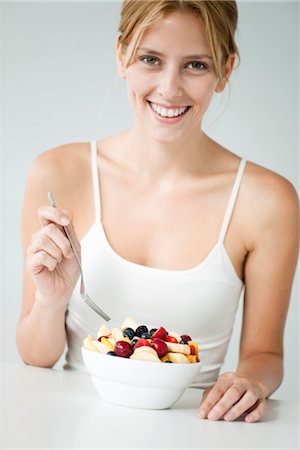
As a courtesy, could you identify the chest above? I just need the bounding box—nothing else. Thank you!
[98,173,246,279]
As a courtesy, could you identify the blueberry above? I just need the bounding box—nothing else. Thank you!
[180,339,188,344]
[107,351,116,356]
[135,325,148,337]
[131,338,139,347]
[164,360,172,363]
[149,328,158,336]
[123,327,135,340]
[140,332,151,339]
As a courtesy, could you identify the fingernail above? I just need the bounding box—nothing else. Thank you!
[60,216,69,225]
[224,412,233,421]
[208,411,218,421]
[197,408,206,419]
[66,249,73,259]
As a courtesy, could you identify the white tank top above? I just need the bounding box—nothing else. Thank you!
[65,141,246,387]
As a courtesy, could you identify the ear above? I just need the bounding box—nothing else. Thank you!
[116,38,126,79]
[215,54,236,93]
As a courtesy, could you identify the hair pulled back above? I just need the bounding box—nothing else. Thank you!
[118,0,240,81]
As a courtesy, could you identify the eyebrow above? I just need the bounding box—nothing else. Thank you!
[136,47,213,60]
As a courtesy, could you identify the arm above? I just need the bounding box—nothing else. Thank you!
[198,172,299,422]
[16,148,81,368]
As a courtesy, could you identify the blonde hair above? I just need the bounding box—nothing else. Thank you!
[118,0,240,81]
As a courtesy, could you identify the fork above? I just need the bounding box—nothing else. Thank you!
[47,191,111,322]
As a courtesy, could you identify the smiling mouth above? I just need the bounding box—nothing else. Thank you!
[147,101,191,118]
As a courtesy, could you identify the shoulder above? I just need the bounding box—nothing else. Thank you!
[25,142,91,213]
[242,160,299,249]
[243,161,298,211]
[30,142,90,178]
[28,141,91,183]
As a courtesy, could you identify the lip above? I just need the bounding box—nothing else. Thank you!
[147,101,191,124]
[147,100,191,109]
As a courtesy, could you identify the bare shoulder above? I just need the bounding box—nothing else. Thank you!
[22,142,92,246]
[244,161,298,211]
[26,142,91,209]
[242,160,299,249]
[29,142,90,184]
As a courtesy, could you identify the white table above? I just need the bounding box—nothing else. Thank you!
[2,361,299,449]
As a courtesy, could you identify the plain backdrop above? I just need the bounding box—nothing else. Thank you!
[1,1,299,401]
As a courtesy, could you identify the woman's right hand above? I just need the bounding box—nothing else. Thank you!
[26,205,81,308]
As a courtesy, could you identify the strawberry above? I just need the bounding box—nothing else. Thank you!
[166,335,178,343]
[133,338,151,350]
[151,327,168,341]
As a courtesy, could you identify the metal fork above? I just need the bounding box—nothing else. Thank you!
[47,191,111,322]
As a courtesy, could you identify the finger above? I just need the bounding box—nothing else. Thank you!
[198,374,235,419]
[32,223,73,259]
[223,389,259,422]
[29,234,65,263]
[207,382,248,421]
[37,205,71,228]
[26,250,58,274]
[245,399,268,423]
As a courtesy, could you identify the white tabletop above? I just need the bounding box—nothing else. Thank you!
[2,361,299,449]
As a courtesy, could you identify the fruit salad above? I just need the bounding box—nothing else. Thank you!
[83,317,200,364]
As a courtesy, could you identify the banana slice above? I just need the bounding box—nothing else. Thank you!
[96,324,111,339]
[133,346,157,355]
[166,342,191,355]
[121,316,138,331]
[92,340,110,354]
[84,336,109,354]
[166,352,190,364]
[168,331,182,343]
[83,335,99,352]
[108,337,116,347]
[130,347,160,362]
[111,327,124,342]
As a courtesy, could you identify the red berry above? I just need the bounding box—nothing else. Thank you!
[189,345,196,355]
[114,341,133,358]
[166,335,178,343]
[181,334,192,342]
[133,338,151,350]
[151,327,168,341]
[151,338,168,358]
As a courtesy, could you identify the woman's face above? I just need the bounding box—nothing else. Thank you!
[118,10,233,144]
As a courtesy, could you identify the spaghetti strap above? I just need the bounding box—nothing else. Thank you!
[90,140,101,222]
[218,158,247,244]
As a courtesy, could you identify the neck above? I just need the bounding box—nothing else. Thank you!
[122,126,211,180]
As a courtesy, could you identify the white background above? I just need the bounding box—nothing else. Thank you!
[1,1,299,401]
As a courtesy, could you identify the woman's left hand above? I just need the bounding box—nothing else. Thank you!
[197,372,268,423]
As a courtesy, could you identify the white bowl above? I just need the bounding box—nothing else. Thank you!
[82,347,201,410]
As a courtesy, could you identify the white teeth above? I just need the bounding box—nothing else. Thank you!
[150,102,188,118]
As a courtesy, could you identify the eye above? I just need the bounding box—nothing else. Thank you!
[140,56,160,66]
[186,61,208,71]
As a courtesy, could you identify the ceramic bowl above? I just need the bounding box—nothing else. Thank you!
[81,346,201,410]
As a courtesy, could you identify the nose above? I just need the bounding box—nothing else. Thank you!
[157,66,183,100]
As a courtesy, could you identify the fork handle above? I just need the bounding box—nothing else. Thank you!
[47,191,83,277]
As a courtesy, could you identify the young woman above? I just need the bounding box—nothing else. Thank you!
[17,0,299,423]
